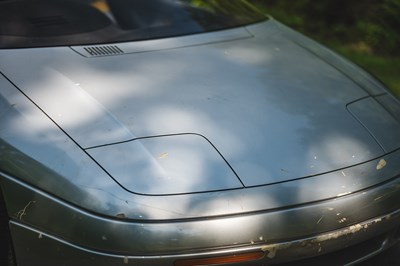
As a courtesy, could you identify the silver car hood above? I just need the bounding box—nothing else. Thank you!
[0,21,387,194]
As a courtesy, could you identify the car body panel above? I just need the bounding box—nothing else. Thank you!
[8,207,400,266]
[348,97,400,152]
[2,166,400,262]
[87,134,244,195]
[1,67,400,220]
[1,126,400,221]
[0,20,389,191]
[263,21,387,96]
[1,12,400,266]
[70,26,253,57]
[1,20,400,218]
[374,94,400,122]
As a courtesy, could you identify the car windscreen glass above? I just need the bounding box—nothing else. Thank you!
[0,0,267,48]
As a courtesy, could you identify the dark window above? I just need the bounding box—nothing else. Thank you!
[0,0,266,48]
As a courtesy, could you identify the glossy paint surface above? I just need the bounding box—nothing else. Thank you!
[1,20,396,195]
[1,18,400,266]
[87,134,243,195]
[1,18,400,216]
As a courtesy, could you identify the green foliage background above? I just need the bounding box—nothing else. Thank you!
[250,0,400,96]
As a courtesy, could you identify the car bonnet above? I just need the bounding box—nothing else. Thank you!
[0,21,391,195]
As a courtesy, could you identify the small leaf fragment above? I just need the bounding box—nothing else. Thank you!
[376,159,387,170]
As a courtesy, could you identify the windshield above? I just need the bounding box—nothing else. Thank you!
[0,0,266,48]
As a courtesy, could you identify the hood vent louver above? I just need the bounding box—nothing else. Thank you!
[83,45,124,57]
[71,26,252,58]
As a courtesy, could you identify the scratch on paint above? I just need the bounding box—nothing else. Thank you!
[261,243,292,259]
[260,214,391,261]
[313,224,363,242]
[16,201,36,220]
[374,196,384,201]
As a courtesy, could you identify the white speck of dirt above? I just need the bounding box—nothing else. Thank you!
[341,171,346,177]
[158,152,169,159]
[376,159,387,170]
[116,213,126,219]
[123,256,129,264]
[259,236,264,241]
[102,236,107,240]
[38,233,43,239]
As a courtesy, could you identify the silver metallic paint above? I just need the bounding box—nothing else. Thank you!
[1,18,400,265]
[1,20,395,194]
